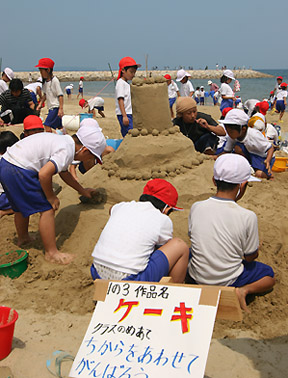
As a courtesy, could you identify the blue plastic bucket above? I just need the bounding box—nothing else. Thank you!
[79,113,93,123]
[106,139,123,151]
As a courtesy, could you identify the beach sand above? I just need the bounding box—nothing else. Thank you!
[0,97,288,377]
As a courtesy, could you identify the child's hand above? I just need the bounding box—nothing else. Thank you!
[264,159,271,174]
[48,195,60,211]
[58,108,64,118]
[123,116,129,126]
[0,118,4,126]
[81,188,95,198]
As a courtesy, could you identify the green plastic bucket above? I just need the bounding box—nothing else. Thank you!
[0,250,28,279]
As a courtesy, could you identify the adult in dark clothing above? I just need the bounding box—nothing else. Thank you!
[0,79,35,125]
[173,97,226,154]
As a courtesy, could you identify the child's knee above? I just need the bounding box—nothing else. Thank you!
[168,238,189,255]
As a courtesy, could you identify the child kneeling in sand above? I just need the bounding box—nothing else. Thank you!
[0,120,103,265]
[222,109,275,179]
[91,179,189,283]
[186,154,275,311]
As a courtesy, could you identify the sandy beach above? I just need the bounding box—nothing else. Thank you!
[0,96,288,378]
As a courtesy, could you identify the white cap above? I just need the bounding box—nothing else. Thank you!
[200,85,204,89]
[4,67,14,80]
[176,69,191,81]
[223,69,235,80]
[70,83,74,87]
[214,154,261,184]
[76,118,107,163]
[248,113,266,132]
[253,112,265,123]
[207,80,212,85]
[219,109,249,125]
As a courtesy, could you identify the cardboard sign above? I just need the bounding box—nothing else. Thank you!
[69,281,221,378]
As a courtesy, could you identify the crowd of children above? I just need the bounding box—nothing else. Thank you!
[0,58,283,312]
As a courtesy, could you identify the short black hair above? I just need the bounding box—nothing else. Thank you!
[9,78,23,92]
[139,194,166,212]
[215,179,238,192]
[0,131,19,154]
[225,123,246,133]
[220,75,229,83]
[72,134,82,145]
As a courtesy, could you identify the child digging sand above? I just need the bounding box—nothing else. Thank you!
[186,153,275,311]
[0,120,103,265]
[91,179,189,283]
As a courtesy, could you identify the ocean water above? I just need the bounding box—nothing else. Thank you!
[61,69,288,105]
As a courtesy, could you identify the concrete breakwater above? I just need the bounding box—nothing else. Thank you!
[15,69,273,82]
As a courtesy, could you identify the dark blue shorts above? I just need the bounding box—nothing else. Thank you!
[30,92,37,105]
[117,114,133,137]
[231,260,274,287]
[66,89,71,95]
[276,100,285,112]
[220,98,233,113]
[200,97,204,104]
[79,88,83,93]
[91,249,169,282]
[195,98,199,104]
[95,106,104,111]
[0,159,52,217]
[169,97,176,108]
[0,192,11,210]
[250,153,275,177]
[44,108,62,129]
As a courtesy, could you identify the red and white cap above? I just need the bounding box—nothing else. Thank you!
[143,179,183,210]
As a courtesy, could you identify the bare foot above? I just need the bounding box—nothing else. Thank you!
[44,252,75,265]
[17,235,36,247]
[0,209,14,218]
[236,287,250,313]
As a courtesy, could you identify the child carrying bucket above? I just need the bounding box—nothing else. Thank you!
[115,56,141,137]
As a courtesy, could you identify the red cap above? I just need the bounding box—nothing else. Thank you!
[23,115,44,130]
[80,76,84,80]
[277,76,283,80]
[117,57,141,80]
[270,90,274,95]
[164,74,171,80]
[280,82,287,88]
[35,58,55,69]
[221,107,233,117]
[79,99,86,108]
[255,101,269,115]
[143,179,182,210]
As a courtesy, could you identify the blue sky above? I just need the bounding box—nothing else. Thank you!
[2,0,288,71]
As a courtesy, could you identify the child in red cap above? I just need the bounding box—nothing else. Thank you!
[115,56,141,137]
[91,179,189,283]
[35,58,64,133]
[77,76,84,99]
[275,82,287,122]
[79,97,105,118]
[164,74,180,119]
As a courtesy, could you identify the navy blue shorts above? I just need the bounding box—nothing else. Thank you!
[200,97,204,104]
[30,92,37,105]
[66,89,71,95]
[0,192,11,210]
[250,153,275,177]
[220,98,233,113]
[91,249,169,282]
[231,260,274,287]
[169,97,176,108]
[95,106,104,111]
[195,98,199,104]
[276,100,285,112]
[117,114,133,137]
[79,88,83,93]
[44,108,62,130]
[0,159,52,217]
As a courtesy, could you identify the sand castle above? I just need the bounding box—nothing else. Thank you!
[100,76,206,181]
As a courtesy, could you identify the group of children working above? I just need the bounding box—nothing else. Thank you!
[0,57,279,311]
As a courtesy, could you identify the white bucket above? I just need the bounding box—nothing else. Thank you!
[62,115,80,131]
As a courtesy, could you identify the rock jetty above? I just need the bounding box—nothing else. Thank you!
[15,69,273,82]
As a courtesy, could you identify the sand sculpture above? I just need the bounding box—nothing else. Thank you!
[100,76,206,181]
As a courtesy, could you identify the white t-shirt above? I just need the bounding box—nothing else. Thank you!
[276,89,287,101]
[266,123,278,144]
[188,197,259,286]
[216,124,227,149]
[224,127,272,157]
[88,97,104,110]
[25,82,42,94]
[92,201,173,274]
[274,83,281,95]
[0,80,8,95]
[179,80,194,97]
[3,133,75,173]
[42,76,63,109]
[220,83,234,98]
[167,81,179,99]
[244,99,259,117]
[65,85,73,91]
[200,89,205,97]
[194,89,201,99]
[115,78,132,115]
[79,80,83,88]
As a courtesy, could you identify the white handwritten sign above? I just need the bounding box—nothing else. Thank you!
[69,281,220,378]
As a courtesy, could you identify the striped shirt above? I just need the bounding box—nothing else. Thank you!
[0,89,33,112]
